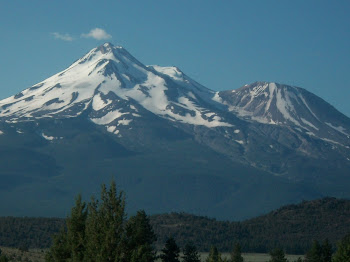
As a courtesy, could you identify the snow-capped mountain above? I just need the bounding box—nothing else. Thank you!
[215,82,350,146]
[0,43,229,128]
[0,43,349,220]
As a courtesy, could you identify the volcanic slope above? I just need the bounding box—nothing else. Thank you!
[0,43,349,219]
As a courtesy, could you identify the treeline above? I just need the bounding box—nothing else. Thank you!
[0,217,64,249]
[151,197,350,253]
[0,197,350,254]
[38,183,350,262]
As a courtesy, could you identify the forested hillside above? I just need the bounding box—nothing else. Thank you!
[151,197,350,253]
[0,198,349,254]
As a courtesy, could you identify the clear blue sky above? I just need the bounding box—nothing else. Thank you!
[1,0,349,116]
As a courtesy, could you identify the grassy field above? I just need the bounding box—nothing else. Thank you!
[0,247,304,262]
[0,246,45,262]
[200,252,303,262]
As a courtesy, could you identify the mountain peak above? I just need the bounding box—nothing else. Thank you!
[97,42,115,53]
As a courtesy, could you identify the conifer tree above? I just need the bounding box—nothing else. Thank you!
[122,210,157,262]
[332,233,350,262]
[305,240,321,262]
[268,248,288,262]
[182,242,201,262]
[66,194,87,262]
[84,196,101,262]
[160,237,180,262]
[206,246,223,262]
[320,239,332,262]
[46,181,126,262]
[85,181,126,262]
[45,227,70,261]
[230,243,244,262]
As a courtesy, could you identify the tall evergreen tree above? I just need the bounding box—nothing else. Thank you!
[160,237,180,262]
[206,246,223,262]
[66,194,87,262]
[332,233,350,262]
[268,248,288,262]
[84,196,101,262]
[320,239,332,262]
[85,181,126,262]
[46,227,70,261]
[122,210,157,262]
[305,240,321,262]
[230,243,244,262]
[46,181,126,262]
[182,242,201,262]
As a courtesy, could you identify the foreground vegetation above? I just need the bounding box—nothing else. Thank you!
[1,198,350,254]
[1,182,350,261]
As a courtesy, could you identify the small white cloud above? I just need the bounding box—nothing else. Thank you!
[51,32,74,41]
[81,28,112,40]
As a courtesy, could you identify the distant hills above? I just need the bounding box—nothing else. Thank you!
[1,198,349,254]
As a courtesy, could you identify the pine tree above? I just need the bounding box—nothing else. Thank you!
[46,181,127,262]
[268,248,288,262]
[85,181,126,262]
[122,210,157,262]
[320,239,332,262]
[66,194,87,262]
[332,233,350,262]
[84,196,101,262]
[305,240,321,262]
[45,227,71,261]
[206,246,223,262]
[230,243,244,262]
[130,244,156,262]
[182,242,201,262]
[160,237,180,262]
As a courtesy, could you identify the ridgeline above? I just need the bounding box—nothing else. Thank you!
[1,197,349,254]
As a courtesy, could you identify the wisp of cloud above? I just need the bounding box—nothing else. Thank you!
[81,28,112,40]
[52,32,74,41]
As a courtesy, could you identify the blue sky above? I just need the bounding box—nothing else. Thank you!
[1,0,349,116]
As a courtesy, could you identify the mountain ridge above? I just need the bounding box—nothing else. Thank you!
[0,43,349,219]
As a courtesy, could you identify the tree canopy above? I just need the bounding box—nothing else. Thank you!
[45,181,156,262]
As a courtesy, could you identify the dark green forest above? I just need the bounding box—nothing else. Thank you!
[0,197,349,254]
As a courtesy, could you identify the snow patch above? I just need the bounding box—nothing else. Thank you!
[151,65,184,81]
[0,130,3,135]
[235,140,244,145]
[265,83,276,112]
[118,119,132,126]
[130,105,138,111]
[187,92,196,100]
[321,137,344,146]
[212,92,223,103]
[298,94,320,121]
[90,109,128,125]
[42,133,55,141]
[275,88,300,126]
[205,112,216,118]
[300,118,319,130]
[234,129,240,134]
[107,126,120,135]
[325,122,350,136]
[92,94,112,111]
